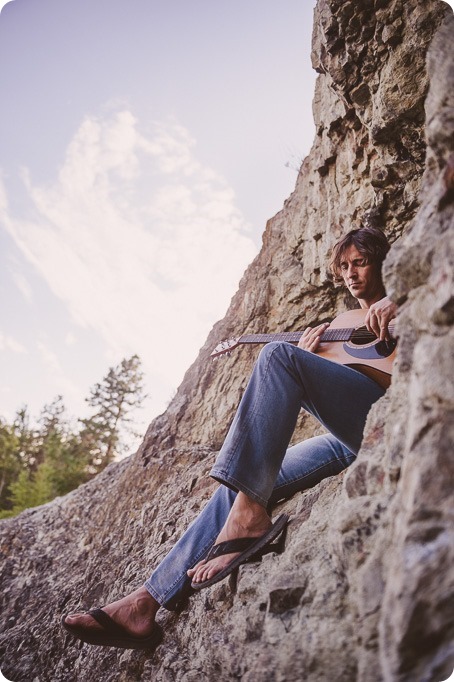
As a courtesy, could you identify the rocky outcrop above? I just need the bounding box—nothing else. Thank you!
[1,2,453,681]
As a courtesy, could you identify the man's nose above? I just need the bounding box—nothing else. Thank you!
[347,264,357,279]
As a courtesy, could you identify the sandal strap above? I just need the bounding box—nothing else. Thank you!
[88,608,128,637]
[205,536,262,561]
[248,523,288,561]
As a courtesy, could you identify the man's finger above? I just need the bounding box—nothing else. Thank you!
[379,324,390,342]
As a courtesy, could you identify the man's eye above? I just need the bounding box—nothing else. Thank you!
[340,263,348,270]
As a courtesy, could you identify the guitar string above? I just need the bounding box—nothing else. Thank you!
[238,327,396,343]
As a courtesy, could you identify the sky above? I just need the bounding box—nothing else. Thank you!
[0,0,319,452]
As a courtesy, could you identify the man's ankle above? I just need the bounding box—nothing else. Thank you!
[234,493,269,522]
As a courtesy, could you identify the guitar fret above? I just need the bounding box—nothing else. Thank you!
[240,333,301,343]
[322,329,352,341]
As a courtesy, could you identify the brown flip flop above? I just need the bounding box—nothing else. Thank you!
[191,513,288,590]
[61,608,163,650]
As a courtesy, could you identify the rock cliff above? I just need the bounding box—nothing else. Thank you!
[1,1,453,681]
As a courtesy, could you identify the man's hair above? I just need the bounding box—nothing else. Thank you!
[329,227,391,282]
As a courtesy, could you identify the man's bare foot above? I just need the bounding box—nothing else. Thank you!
[63,586,159,638]
[188,492,272,584]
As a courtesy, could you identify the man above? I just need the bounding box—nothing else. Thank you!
[62,226,397,650]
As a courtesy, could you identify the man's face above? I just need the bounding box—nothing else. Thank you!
[339,245,384,305]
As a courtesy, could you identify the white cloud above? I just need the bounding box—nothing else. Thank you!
[36,340,86,410]
[11,270,33,302]
[0,333,26,354]
[65,332,77,346]
[37,341,62,373]
[1,110,257,416]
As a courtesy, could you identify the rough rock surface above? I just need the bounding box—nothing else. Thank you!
[1,2,453,681]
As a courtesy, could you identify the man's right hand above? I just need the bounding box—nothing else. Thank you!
[365,296,397,341]
[298,322,330,353]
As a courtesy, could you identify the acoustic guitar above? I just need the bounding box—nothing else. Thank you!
[211,309,397,389]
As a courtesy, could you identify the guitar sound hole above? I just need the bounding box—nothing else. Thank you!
[375,339,398,357]
[350,326,377,346]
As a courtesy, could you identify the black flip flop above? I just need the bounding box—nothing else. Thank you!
[191,513,289,590]
[61,608,163,650]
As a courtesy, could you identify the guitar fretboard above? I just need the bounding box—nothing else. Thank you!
[239,326,374,344]
[211,312,398,359]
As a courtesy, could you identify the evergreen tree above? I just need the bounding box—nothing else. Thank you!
[13,407,38,472]
[8,463,53,513]
[0,408,36,516]
[0,355,146,515]
[0,420,21,511]
[80,355,146,474]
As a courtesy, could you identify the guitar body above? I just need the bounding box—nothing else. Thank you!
[211,308,397,390]
[315,309,396,389]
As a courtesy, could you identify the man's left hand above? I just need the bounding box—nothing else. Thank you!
[365,296,397,341]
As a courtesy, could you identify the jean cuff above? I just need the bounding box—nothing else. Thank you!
[210,468,268,507]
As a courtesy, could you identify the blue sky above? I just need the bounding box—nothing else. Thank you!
[0,0,318,449]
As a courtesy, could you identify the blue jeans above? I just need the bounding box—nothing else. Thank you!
[144,343,385,610]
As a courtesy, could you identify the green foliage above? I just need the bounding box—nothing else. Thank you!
[0,355,146,518]
[9,466,53,512]
[80,354,146,474]
[0,420,21,510]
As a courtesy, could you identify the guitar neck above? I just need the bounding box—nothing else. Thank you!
[239,327,362,345]
[210,310,397,361]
